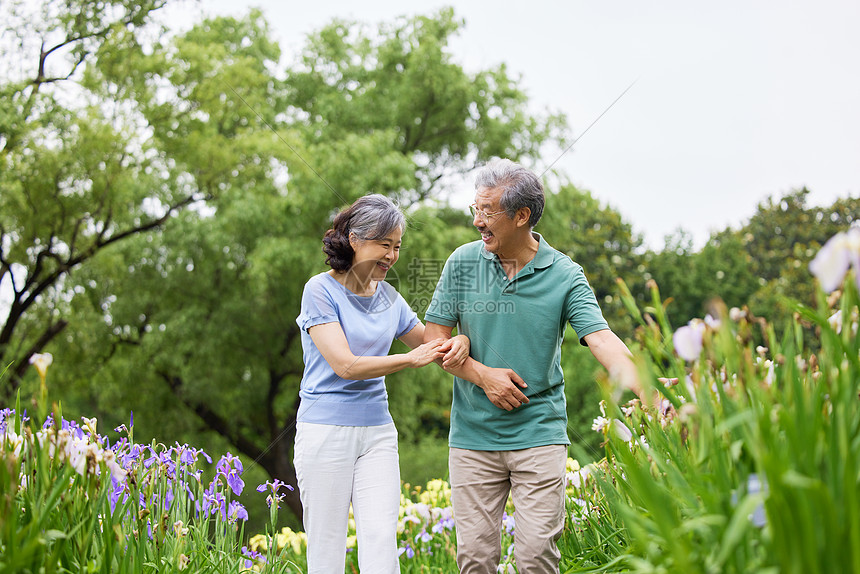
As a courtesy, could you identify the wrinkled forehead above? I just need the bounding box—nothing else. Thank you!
[474,186,504,208]
[358,225,403,243]
[379,227,403,243]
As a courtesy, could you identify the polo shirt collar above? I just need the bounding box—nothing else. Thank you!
[532,233,555,269]
[480,232,555,270]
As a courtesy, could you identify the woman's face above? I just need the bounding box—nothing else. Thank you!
[350,226,403,281]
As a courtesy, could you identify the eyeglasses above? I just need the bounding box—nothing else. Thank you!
[469,204,508,221]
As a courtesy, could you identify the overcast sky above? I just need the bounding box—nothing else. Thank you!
[169,0,860,249]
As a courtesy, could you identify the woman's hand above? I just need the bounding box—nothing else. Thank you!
[407,338,446,368]
[440,334,470,369]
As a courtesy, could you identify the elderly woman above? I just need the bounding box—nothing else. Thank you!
[295,194,469,573]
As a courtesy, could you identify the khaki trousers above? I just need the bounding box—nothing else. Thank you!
[449,445,567,574]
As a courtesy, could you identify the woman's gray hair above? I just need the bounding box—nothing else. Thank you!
[347,194,406,240]
[475,158,544,228]
[322,194,406,271]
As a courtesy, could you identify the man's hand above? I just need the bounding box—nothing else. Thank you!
[423,322,527,410]
[478,367,529,411]
[584,329,645,401]
[440,334,470,369]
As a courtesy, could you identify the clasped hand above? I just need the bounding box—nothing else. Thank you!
[408,336,469,369]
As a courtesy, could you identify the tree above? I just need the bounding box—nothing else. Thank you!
[644,189,859,329]
[286,8,568,201]
[643,229,761,328]
[28,7,567,524]
[639,230,700,327]
[539,182,644,339]
[740,189,859,326]
[0,0,185,398]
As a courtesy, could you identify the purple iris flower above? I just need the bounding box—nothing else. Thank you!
[109,477,126,514]
[228,500,249,522]
[431,517,455,533]
[66,421,84,440]
[225,469,244,496]
[216,453,243,475]
[256,479,294,508]
[176,444,197,466]
[241,546,263,568]
[256,479,294,493]
[200,488,225,518]
[200,486,227,520]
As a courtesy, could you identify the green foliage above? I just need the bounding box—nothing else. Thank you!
[0,404,283,573]
[644,189,860,329]
[561,340,606,461]
[1,2,567,525]
[643,230,760,328]
[0,0,180,394]
[741,190,859,325]
[287,8,568,199]
[560,272,860,573]
[5,0,858,539]
[541,183,644,339]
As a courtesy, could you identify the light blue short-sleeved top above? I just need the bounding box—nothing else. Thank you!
[424,234,609,450]
[296,272,419,426]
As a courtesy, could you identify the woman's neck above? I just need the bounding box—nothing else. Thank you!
[329,268,376,296]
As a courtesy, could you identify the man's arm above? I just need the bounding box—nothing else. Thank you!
[582,329,647,404]
[424,322,529,411]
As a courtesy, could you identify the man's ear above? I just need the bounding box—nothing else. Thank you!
[515,207,532,228]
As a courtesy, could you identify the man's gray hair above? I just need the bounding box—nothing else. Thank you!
[475,159,544,228]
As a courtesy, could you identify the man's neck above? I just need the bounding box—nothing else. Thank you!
[496,232,539,279]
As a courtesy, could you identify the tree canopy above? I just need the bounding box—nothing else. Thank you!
[644,189,860,329]
[1,2,568,522]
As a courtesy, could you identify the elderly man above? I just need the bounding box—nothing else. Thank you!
[424,158,642,573]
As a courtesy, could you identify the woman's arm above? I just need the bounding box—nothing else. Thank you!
[309,322,445,381]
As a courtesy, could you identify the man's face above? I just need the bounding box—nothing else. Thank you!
[472,186,518,255]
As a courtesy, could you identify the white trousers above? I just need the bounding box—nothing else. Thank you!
[294,422,401,574]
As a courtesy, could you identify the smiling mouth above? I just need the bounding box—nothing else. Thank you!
[376,262,391,271]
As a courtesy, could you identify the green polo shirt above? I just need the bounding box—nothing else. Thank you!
[425,233,609,450]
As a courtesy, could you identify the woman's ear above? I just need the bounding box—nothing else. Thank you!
[348,232,359,250]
